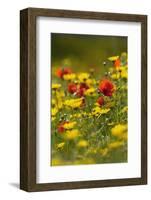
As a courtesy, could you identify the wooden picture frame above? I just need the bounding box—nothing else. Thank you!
[20,7,147,192]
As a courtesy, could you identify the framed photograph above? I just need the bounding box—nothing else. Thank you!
[20,8,147,191]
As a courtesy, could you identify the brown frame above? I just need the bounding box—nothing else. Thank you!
[20,7,147,192]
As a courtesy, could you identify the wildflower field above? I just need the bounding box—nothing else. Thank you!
[51,34,128,166]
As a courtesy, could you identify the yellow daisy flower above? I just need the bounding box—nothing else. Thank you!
[111,73,120,80]
[65,129,80,140]
[56,142,65,149]
[121,68,128,79]
[51,107,58,116]
[92,107,110,116]
[64,98,83,109]
[63,73,76,81]
[86,78,96,86]
[111,124,127,137]
[78,73,90,82]
[51,99,56,106]
[77,140,88,148]
[52,83,61,90]
[63,121,77,129]
[98,108,110,114]
[84,87,96,96]
[56,90,65,98]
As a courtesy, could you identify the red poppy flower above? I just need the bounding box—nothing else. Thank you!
[58,121,68,133]
[76,88,85,97]
[99,79,115,96]
[56,68,72,78]
[114,58,121,68]
[97,96,104,106]
[68,83,77,94]
[79,83,89,90]
[75,83,89,97]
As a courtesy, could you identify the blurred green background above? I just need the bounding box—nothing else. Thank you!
[51,33,127,75]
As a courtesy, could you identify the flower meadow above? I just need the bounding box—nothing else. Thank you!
[51,52,128,166]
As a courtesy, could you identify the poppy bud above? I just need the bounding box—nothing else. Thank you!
[97,96,104,106]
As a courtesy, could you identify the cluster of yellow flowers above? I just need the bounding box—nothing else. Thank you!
[92,107,111,117]
[64,98,83,109]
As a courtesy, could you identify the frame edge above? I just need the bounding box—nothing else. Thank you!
[20,8,37,192]
[20,7,148,192]
[20,8,29,191]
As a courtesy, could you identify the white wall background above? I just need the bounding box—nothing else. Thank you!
[0,0,150,199]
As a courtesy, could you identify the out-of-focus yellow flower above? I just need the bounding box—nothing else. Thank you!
[52,99,56,106]
[78,73,90,82]
[63,73,76,81]
[111,124,127,137]
[64,98,83,109]
[111,66,127,79]
[108,56,119,61]
[121,68,128,79]
[52,83,61,90]
[51,107,58,116]
[54,90,65,110]
[84,87,96,96]
[86,78,96,86]
[52,98,63,110]
[56,90,65,98]
[100,108,111,114]
[63,121,77,130]
[121,106,128,113]
[108,141,124,149]
[119,66,127,70]
[92,107,101,116]
[77,140,88,148]
[100,148,108,156]
[56,142,65,149]
[58,100,63,109]
[92,107,110,116]
[65,129,80,140]
[111,73,120,80]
